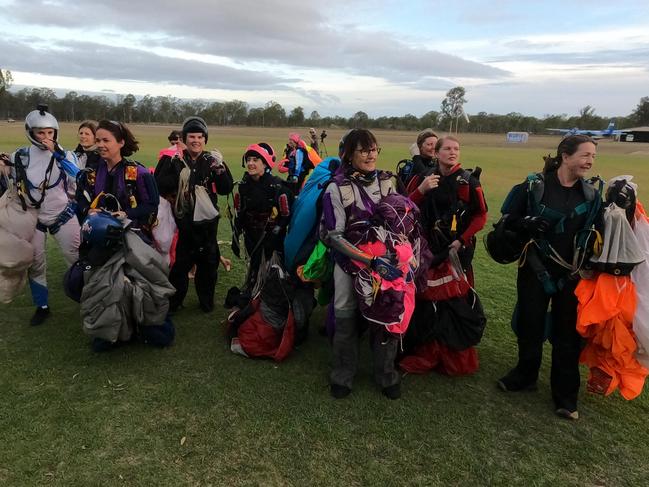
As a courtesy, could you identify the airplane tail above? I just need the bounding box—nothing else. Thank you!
[604,120,615,134]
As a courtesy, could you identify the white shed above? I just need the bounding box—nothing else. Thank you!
[506,132,529,143]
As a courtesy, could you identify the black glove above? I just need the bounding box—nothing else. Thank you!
[370,256,401,281]
[520,216,551,238]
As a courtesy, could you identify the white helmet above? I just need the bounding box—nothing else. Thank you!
[25,104,59,149]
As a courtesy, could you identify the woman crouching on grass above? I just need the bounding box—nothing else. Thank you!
[496,135,603,420]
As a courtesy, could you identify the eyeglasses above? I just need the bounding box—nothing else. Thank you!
[355,147,381,157]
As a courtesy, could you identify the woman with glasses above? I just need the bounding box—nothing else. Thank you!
[400,135,488,376]
[74,120,101,171]
[75,120,160,240]
[320,128,404,400]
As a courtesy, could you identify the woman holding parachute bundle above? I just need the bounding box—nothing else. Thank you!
[225,142,299,360]
[400,135,488,376]
[0,105,80,325]
[319,129,429,400]
[75,120,159,241]
[493,135,604,420]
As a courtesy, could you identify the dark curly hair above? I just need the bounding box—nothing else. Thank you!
[542,135,596,173]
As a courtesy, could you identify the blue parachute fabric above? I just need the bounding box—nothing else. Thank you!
[59,157,80,178]
[284,156,340,271]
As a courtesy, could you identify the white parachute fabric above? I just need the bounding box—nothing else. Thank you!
[0,180,38,303]
[632,211,649,368]
[590,204,644,270]
[152,197,177,266]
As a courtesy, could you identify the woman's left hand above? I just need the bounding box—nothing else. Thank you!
[449,239,463,252]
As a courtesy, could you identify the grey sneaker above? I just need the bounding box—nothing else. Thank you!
[555,408,579,420]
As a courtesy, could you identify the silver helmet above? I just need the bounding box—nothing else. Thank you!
[25,104,59,149]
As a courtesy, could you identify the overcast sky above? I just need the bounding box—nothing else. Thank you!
[2,0,648,118]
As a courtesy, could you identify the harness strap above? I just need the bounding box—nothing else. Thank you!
[13,149,58,210]
[35,201,78,235]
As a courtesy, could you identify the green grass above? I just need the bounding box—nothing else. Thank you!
[2,124,649,485]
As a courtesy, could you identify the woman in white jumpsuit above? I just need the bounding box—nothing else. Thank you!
[0,105,80,325]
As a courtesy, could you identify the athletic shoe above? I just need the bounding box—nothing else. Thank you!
[30,306,50,326]
[555,408,579,420]
[330,384,351,399]
[382,383,401,400]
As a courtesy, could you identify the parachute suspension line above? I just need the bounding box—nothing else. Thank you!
[517,240,535,269]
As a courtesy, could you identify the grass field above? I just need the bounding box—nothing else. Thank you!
[2,123,649,486]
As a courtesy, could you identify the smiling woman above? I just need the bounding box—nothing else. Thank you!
[400,135,489,376]
[496,135,603,421]
[74,120,160,239]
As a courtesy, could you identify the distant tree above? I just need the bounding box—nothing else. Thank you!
[631,96,649,126]
[350,111,369,127]
[308,110,321,125]
[247,107,264,126]
[576,105,599,128]
[419,110,439,130]
[136,95,156,123]
[0,69,14,119]
[0,69,13,95]
[400,113,419,130]
[288,106,305,126]
[440,86,467,132]
[202,101,225,125]
[223,100,248,125]
[116,93,137,123]
[263,100,286,127]
[61,91,79,121]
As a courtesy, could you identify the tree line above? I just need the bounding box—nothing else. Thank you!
[1,73,648,133]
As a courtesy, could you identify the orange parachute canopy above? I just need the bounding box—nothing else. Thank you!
[576,273,648,400]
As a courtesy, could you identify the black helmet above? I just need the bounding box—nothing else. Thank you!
[182,116,208,143]
[483,214,524,265]
[606,177,637,224]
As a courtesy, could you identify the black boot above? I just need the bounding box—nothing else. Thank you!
[497,368,538,392]
[30,306,50,326]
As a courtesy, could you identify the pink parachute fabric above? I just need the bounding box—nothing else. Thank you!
[350,194,428,335]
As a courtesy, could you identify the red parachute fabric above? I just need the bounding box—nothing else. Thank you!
[236,299,295,362]
[399,341,478,376]
[576,274,648,399]
[417,259,472,302]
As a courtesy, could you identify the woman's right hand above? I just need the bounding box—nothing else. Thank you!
[418,174,440,194]
[0,153,10,177]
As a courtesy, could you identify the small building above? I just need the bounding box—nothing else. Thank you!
[506,132,529,143]
[620,127,649,143]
